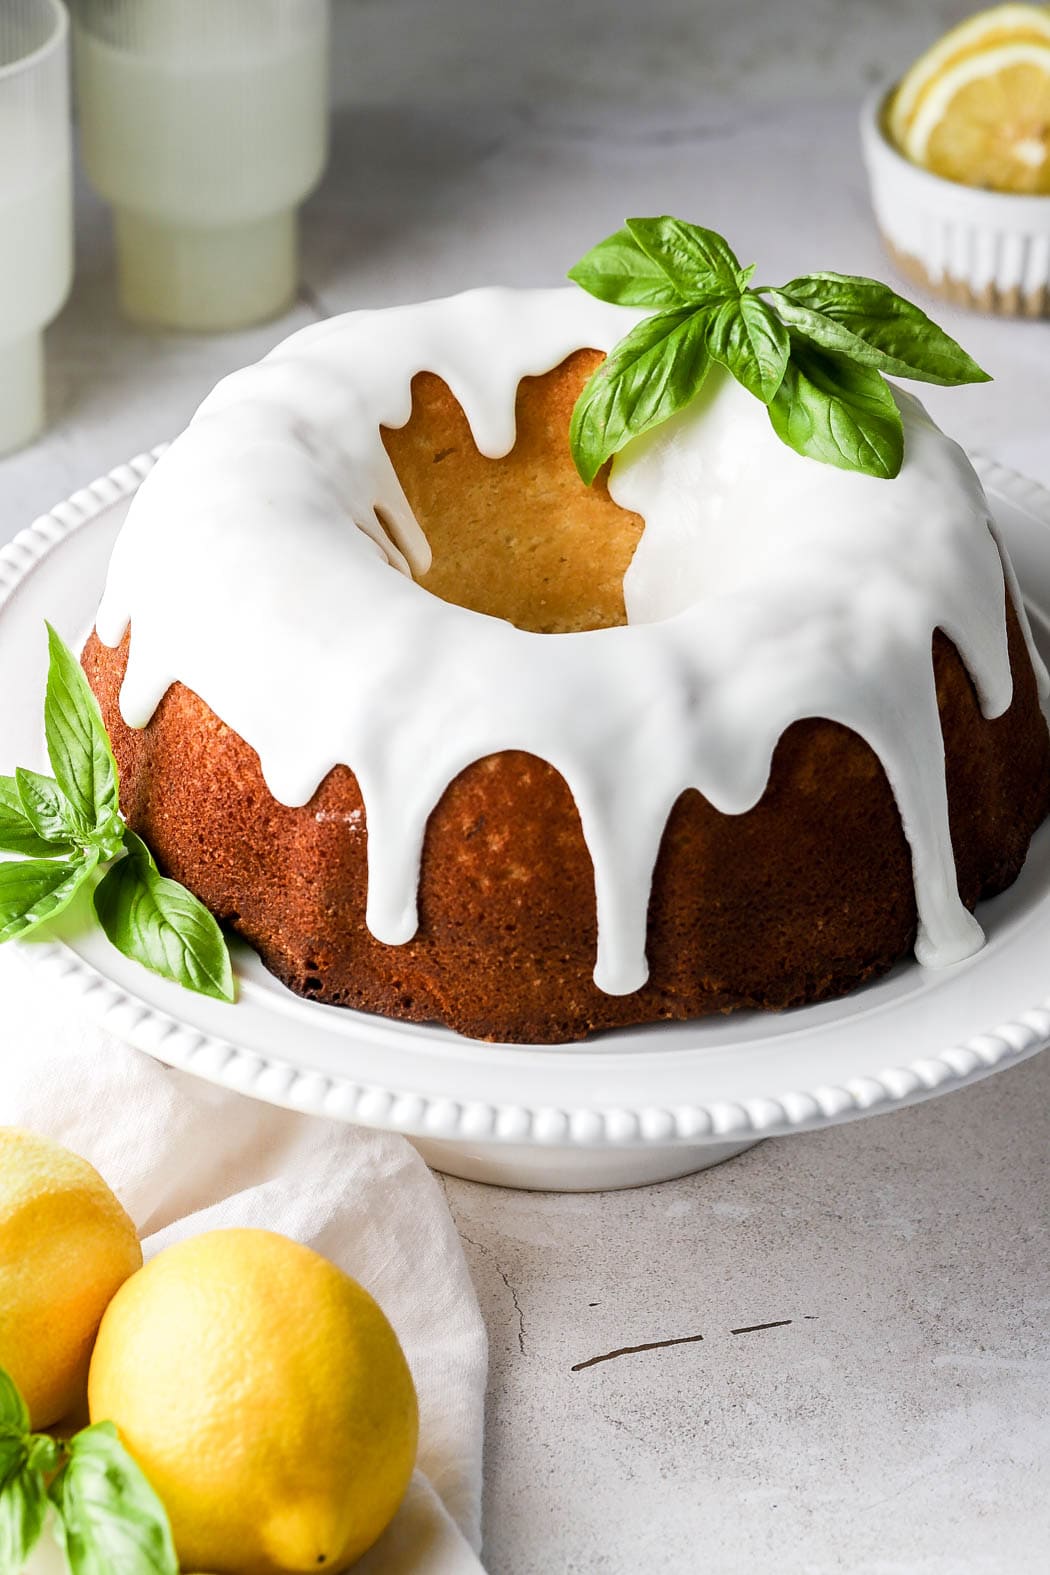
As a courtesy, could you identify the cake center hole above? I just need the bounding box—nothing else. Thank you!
[380,351,646,634]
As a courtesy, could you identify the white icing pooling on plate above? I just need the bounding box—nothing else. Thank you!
[95,286,1049,996]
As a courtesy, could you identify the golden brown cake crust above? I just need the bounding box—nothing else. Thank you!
[84,591,1048,1043]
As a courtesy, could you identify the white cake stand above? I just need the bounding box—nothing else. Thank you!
[3,452,1050,1190]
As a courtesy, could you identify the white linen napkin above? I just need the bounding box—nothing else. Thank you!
[0,947,488,1575]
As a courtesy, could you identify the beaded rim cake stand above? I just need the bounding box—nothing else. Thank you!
[3,450,1050,1190]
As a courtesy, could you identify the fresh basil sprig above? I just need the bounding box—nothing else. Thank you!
[567,216,989,483]
[569,308,713,487]
[95,832,236,1004]
[0,1367,177,1575]
[0,624,234,1003]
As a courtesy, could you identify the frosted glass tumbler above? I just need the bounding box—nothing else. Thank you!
[0,0,72,456]
[72,0,330,332]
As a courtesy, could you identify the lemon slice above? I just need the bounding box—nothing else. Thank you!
[889,4,1050,148]
[902,41,1050,192]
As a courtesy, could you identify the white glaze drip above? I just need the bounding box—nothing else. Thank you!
[95,286,1049,996]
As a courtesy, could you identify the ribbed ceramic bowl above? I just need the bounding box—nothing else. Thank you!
[860,86,1050,318]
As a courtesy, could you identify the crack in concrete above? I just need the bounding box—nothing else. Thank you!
[572,1331,705,1372]
[573,1314,815,1372]
[500,1262,528,1357]
[457,1228,527,1356]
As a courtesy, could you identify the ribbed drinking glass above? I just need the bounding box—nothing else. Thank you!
[0,0,72,456]
[72,0,330,332]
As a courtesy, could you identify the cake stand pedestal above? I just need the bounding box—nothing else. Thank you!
[3,452,1050,1191]
[410,1136,759,1191]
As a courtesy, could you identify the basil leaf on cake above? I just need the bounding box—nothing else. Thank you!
[7,220,1049,1042]
[566,215,988,480]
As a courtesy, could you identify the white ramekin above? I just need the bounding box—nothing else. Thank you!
[860,86,1050,319]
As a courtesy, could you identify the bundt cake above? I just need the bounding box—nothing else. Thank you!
[82,286,1050,1043]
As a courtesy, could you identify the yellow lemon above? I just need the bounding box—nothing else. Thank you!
[88,1228,419,1575]
[0,1127,142,1429]
[889,4,1050,146]
[905,41,1050,192]
[888,4,1050,192]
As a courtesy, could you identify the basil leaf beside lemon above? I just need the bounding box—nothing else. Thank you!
[50,1423,179,1575]
[0,1371,29,1435]
[0,1445,49,1572]
[0,1367,177,1575]
[0,1368,178,1575]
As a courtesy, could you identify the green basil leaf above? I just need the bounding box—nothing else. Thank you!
[94,838,234,1003]
[0,777,75,859]
[0,1436,25,1489]
[49,1422,178,1575]
[0,1466,47,1567]
[121,829,157,871]
[770,273,990,386]
[0,1457,47,1570]
[85,812,128,865]
[569,307,712,485]
[44,623,119,834]
[15,768,79,847]
[0,1368,48,1573]
[568,226,684,307]
[27,1437,61,1477]
[0,852,99,944]
[707,294,790,404]
[0,1370,30,1437]
[624,217,741,300]
[768,344,904,479]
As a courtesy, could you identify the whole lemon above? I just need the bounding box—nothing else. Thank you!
[0,1127,142,1429]
[88,1228,419,1575]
